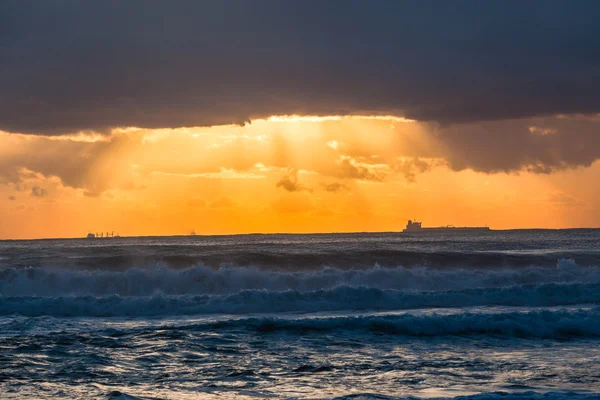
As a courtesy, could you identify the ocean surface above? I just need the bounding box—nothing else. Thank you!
[1,230,600,399]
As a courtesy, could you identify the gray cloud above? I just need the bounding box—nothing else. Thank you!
[392,158,435,182]
[437,116,600,173]
[1,1,599,136]
[276,171,311,192]
[324,182,348,193]
[30,186,48,197]
[0,134,135,194]
[336,159,385,182]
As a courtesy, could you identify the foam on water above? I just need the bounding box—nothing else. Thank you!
[0,259,597,297]
[2,282,600,317]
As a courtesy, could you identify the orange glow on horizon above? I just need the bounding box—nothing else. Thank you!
[0,115,599,239]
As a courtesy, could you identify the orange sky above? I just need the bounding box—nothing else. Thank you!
[1,115,599,239]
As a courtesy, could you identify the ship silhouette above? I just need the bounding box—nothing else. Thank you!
[86,231,120,239]
[403,220,490,233]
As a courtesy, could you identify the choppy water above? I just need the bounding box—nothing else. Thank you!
[1,230,600,399]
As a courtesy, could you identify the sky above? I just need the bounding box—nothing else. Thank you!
[1,1,600,238]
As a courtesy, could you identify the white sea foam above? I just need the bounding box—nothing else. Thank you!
[0,259,598,297]
[1,282,599,317]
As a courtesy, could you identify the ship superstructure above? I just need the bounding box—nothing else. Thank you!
[86,231,119,239]
[403,220,490,233]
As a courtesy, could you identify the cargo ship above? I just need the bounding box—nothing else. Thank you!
[402,220,490,233]
[86,232,120,238]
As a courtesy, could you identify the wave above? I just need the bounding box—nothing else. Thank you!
[2,235,600,271]
[104,391,600,400]
[330,392,600,400]
[0,259,598,297]
[182,308,600,338]
[2,282,600,317]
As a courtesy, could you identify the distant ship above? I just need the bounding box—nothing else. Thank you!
[402,220,490,233]
[86,231,120,239]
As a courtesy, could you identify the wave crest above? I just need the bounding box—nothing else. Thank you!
[2,282,599,317]
[1,260,599,297]
[331,392,600,400]
[156,308,600,339]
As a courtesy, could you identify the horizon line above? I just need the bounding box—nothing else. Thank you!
[1,227,599,241]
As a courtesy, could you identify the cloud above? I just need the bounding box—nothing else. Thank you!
[8,195,16,200]
[438,116,600,173]
[392,158,435,182]
[528,126,558,136]
[0,131,137,194]
[83,190,102,198]
[1,2,600,135]
[276,170,311,192]
[323,182,348,193]
[335,158,385,182]
[30,186,48,197]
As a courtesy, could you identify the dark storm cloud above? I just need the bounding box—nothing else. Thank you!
[438,116,600,173]
[1,0,600,135]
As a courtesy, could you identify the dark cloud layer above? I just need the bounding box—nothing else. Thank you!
[439,116,600,173]
[1,1,600,135]
[0,133,135,195]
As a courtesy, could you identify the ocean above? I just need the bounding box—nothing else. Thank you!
[1,230,600,399]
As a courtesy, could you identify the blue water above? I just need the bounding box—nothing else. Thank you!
[1,230,600,399]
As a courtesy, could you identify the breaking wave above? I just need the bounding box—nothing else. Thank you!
[135,308,600,339]
[1,282,599,317]
[330,392,600,400]
[0,259,597,297]
[103,391,600,400]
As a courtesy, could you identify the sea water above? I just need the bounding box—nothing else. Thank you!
[1,230,599,399]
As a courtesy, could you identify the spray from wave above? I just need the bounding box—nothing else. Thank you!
[0,259,598,317]
[2,282,599,317]
[0,259,596,297]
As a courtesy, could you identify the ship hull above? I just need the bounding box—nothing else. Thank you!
[402,227,491,233]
